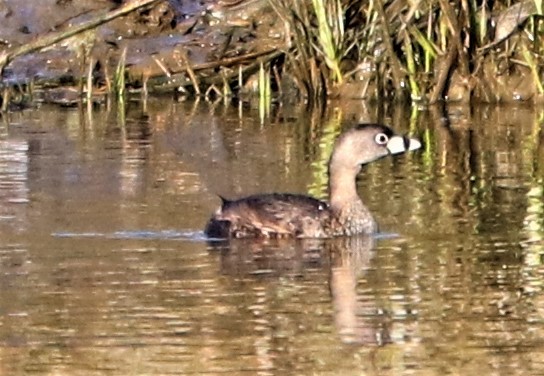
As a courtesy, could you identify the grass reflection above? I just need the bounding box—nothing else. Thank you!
[307,110,342,199]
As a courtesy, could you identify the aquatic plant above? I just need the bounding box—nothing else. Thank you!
[258,61,272,123]
[1,0,544,109]
[311,0,344,84]
[113,48,127,99]
[271,0,544,103]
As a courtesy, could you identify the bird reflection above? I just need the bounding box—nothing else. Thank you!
[208,235,391,345]
[211,237,329,277]
[328,236,391,345]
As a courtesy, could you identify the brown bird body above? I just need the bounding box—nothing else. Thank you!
[205,124,420,239]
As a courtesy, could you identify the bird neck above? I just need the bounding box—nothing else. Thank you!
[328,165,362,212]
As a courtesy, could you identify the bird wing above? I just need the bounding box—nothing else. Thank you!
[218,193,330,237]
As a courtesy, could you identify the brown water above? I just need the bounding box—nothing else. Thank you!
[1,99,544,375]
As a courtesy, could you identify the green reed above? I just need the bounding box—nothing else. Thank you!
[258,61,271,123]
[271,0,544,103]
[113,48,127,99]
[522,45,544,95]
[311,0,344,84]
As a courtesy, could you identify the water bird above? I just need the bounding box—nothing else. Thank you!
[205,123,421,238]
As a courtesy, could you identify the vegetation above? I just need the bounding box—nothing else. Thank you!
[272,0,544,103]
[0,0,543,110]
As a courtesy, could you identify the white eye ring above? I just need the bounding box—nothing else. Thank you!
[375,133,389,145]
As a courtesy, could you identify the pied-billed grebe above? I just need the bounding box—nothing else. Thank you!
[205,123,421,238]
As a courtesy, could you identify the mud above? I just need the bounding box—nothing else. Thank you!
[0,0,282,104]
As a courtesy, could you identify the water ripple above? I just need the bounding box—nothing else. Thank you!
[51,230,208,241]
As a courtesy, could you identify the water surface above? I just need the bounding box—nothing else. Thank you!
[1,100,544,375]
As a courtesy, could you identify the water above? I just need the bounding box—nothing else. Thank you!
[1,99,544,375]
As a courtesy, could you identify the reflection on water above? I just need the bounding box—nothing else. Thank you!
[0,140,28,224]
[1,101,544,375]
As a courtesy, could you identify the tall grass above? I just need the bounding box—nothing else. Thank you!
[311,0,344,84]
[3,0,542,108]
[113,48,127,99]
[271,0,544,103]
[258,61,271,123]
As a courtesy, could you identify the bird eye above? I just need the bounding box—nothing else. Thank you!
[374,133,389,145]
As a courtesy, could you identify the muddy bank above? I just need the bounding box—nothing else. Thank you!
[0,0,542,107]
[0,0,283,105]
